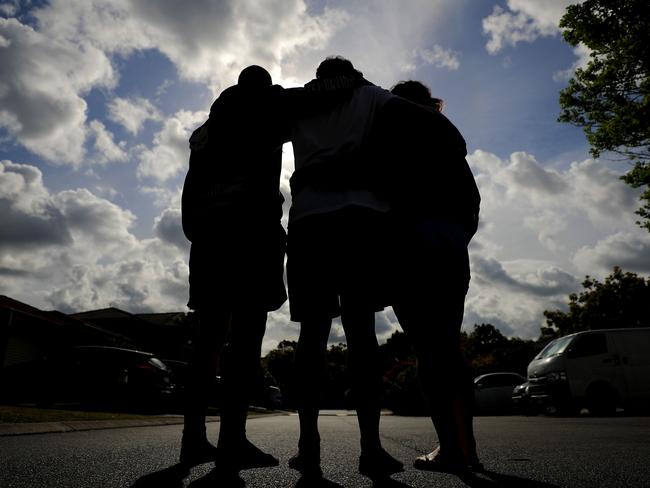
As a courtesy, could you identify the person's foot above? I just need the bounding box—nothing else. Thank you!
[358,447,404,478]
[179,438,220,467]
[186,466,245,488]
[217,439,279,470]
[466,454,484,472]
[288,450,322,477]
[412,447,471,474]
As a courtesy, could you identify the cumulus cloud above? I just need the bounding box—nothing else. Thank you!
[553,43,591,81]
[107,96,162,135]
[32,0,347,92]
[153,207,188,251]
[468,151,637,229]
[574,233,650,275]
[417,45,460,70]
[285,0,458,88]
[482,1,579,54]
[4,0,650,347]
[140,185,182,209]
[88,120,128,164]
[469,150,566,204]
[0,159,190,313]
[276,147,647,342]
[0,2,18,17]
[404,45,461,72]
[461,149,649,338]
[136,109,206,182]
[463,255,584,338]
[46,247,190,314]
[472,255,578,297]
[0,0,345,170]
[0,160,72,250]
[52,188,136,250]
[523,210,567,252]
[0,17,115,166]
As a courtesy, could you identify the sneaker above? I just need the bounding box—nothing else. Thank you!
[412,450,468,474]
[358,448,404,478]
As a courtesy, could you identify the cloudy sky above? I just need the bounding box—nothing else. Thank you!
[1,0,649,353]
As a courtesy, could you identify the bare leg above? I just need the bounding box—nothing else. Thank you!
[289,316,331,474]
[218,308,267,447]
[340,308,382,453]
[216,308,279,469]
[393,294,478,468]
[181,309,230,465]
[341,306,404,477]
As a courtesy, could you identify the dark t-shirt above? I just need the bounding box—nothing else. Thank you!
[371,97,481,242]
[181,84,288,242]
[181,84,290,311]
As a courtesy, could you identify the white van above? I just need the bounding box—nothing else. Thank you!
[527,327,650,415]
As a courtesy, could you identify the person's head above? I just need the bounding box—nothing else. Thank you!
[237,65,272,89]
[391,80,443,112]
[315,56,363,80]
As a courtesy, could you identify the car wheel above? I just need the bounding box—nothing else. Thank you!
[586,383,617,416]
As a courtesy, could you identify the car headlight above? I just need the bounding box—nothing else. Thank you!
[546,371,567,382]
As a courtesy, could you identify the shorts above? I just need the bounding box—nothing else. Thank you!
[387,212,470,303]
[286,206,389,322]
[187,222,287,312]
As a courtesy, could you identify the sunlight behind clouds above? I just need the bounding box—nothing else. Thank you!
[0,0,647,348]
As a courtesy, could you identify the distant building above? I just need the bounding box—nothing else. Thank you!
[1,296,192,369]
[71,309,193,360]
[0,295,133,368]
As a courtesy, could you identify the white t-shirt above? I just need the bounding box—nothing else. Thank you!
[289,85,395,223]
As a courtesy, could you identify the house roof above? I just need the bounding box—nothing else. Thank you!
[0,295,132,344]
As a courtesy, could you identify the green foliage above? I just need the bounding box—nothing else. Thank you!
[622,162,650,231]
[543,267,650,336]
[262,341,351,409]
[558,0,650,230]
[323,343,349,408]
[262,326,545,413]
[383,359,427,415]
[462,324,540,377]
[381,326,540,414]
[262,340,297,407]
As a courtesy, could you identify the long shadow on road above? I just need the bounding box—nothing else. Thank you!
[131,463,246,488]
[130,464,189,488]
[130,464,558,488]
[459,469,560,488]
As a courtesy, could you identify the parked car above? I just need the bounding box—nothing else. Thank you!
[161,359,223,410]
[1,346,173,411]
[511,381,536,414]
[474,372,526,415]
[527,327,650,415]
[161,357,282,410]
[265,385,283,410]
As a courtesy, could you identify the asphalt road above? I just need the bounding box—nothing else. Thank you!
[1,413,649,487]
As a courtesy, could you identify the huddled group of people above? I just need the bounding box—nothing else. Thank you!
[179,56,481,480]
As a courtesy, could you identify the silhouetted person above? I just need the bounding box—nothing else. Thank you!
[390,80,444,113]
[286,56,403,478]
[180,65,287,471]
[377,80,481,472]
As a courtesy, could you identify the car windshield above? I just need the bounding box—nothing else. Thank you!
[536,336,573,359]
[149,358,168,370]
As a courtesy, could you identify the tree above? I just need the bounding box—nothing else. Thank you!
[263,341,297,407]
[558,0,650,230]
[462,324,539,376]
[543,267,650,336]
